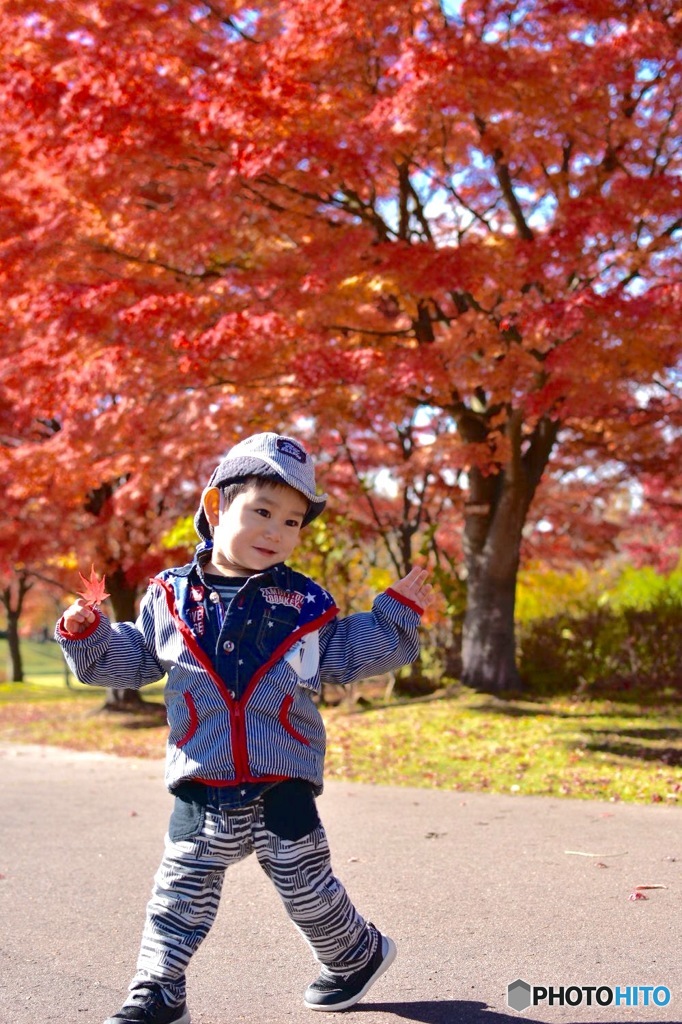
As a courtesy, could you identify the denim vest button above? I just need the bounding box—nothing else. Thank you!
[222,640,235,653]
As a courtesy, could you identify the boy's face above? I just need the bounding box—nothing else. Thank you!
[204,480,308,576]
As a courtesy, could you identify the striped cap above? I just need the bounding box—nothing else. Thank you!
[194,432,327,539]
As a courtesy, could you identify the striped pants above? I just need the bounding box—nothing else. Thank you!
[132,796,378,1004]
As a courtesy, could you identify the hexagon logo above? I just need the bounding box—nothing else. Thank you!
[508,978,532,1012]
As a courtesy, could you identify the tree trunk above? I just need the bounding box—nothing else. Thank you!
[462,555,521,693]
[2,575,32,683]
[6,610,23,683]
[459,414,559,695]
[102,567,144,709]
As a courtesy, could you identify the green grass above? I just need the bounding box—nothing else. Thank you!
[1,639,680,804]
[1,636,74,688]
[0,637,165,699]
[323,692,682,803]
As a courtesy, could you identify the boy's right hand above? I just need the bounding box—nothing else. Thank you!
[62,599,97,635]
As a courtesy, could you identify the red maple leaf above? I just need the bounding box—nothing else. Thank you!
[76,565,110,608]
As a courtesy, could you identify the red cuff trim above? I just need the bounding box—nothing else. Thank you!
[386,588,424,616]
[57,609,102,640]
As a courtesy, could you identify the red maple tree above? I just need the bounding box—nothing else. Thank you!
[1,1,680,693]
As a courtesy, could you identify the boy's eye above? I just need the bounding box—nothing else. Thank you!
[255,508,270,518]
[285,519,302,528]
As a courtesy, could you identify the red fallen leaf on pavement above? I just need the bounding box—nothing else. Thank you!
[628,891,649,900]
[77,565,110,608]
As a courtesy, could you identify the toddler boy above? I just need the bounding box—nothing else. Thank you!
[58,432,432,1024]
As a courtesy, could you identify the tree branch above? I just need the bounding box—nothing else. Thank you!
[340,438,404,576]
[474,114,534,242]
[204,4,260,43]
[88,242,222,281]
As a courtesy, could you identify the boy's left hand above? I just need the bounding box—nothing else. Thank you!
[390,567,434,610]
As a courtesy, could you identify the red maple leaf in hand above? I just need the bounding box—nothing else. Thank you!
[76,565,110,608]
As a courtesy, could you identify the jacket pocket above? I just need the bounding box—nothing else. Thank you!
[176,691,199,748]
[278,694,310,746]
[256,604,300,655]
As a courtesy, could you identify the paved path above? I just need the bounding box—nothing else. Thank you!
[0,743,679,1024]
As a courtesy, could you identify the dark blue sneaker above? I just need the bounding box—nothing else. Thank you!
[304,933,397,1011]
[103,984,190,1024]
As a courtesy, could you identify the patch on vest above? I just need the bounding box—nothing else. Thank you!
[189,605,206,636]
[262,586,305,611]
[284,630,320,682]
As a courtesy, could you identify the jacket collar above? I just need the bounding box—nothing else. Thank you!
[163,550,291,589]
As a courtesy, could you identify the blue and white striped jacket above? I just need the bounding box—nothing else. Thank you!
[57,560,422,792]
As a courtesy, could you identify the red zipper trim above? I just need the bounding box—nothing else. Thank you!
[279,694,310,746]
[152,578,231,696]
[152,577,249,781]
[153,577,337,782]
[242,603,338,707]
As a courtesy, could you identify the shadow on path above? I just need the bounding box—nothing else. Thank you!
[359,1000,507,1022]
[470,703,659,722]
[580,725,682,767]
[359,1002,649,1024]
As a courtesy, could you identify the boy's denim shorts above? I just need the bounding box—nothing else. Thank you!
[168,778,320,842]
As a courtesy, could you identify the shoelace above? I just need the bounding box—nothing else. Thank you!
[128,986,165,1007]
